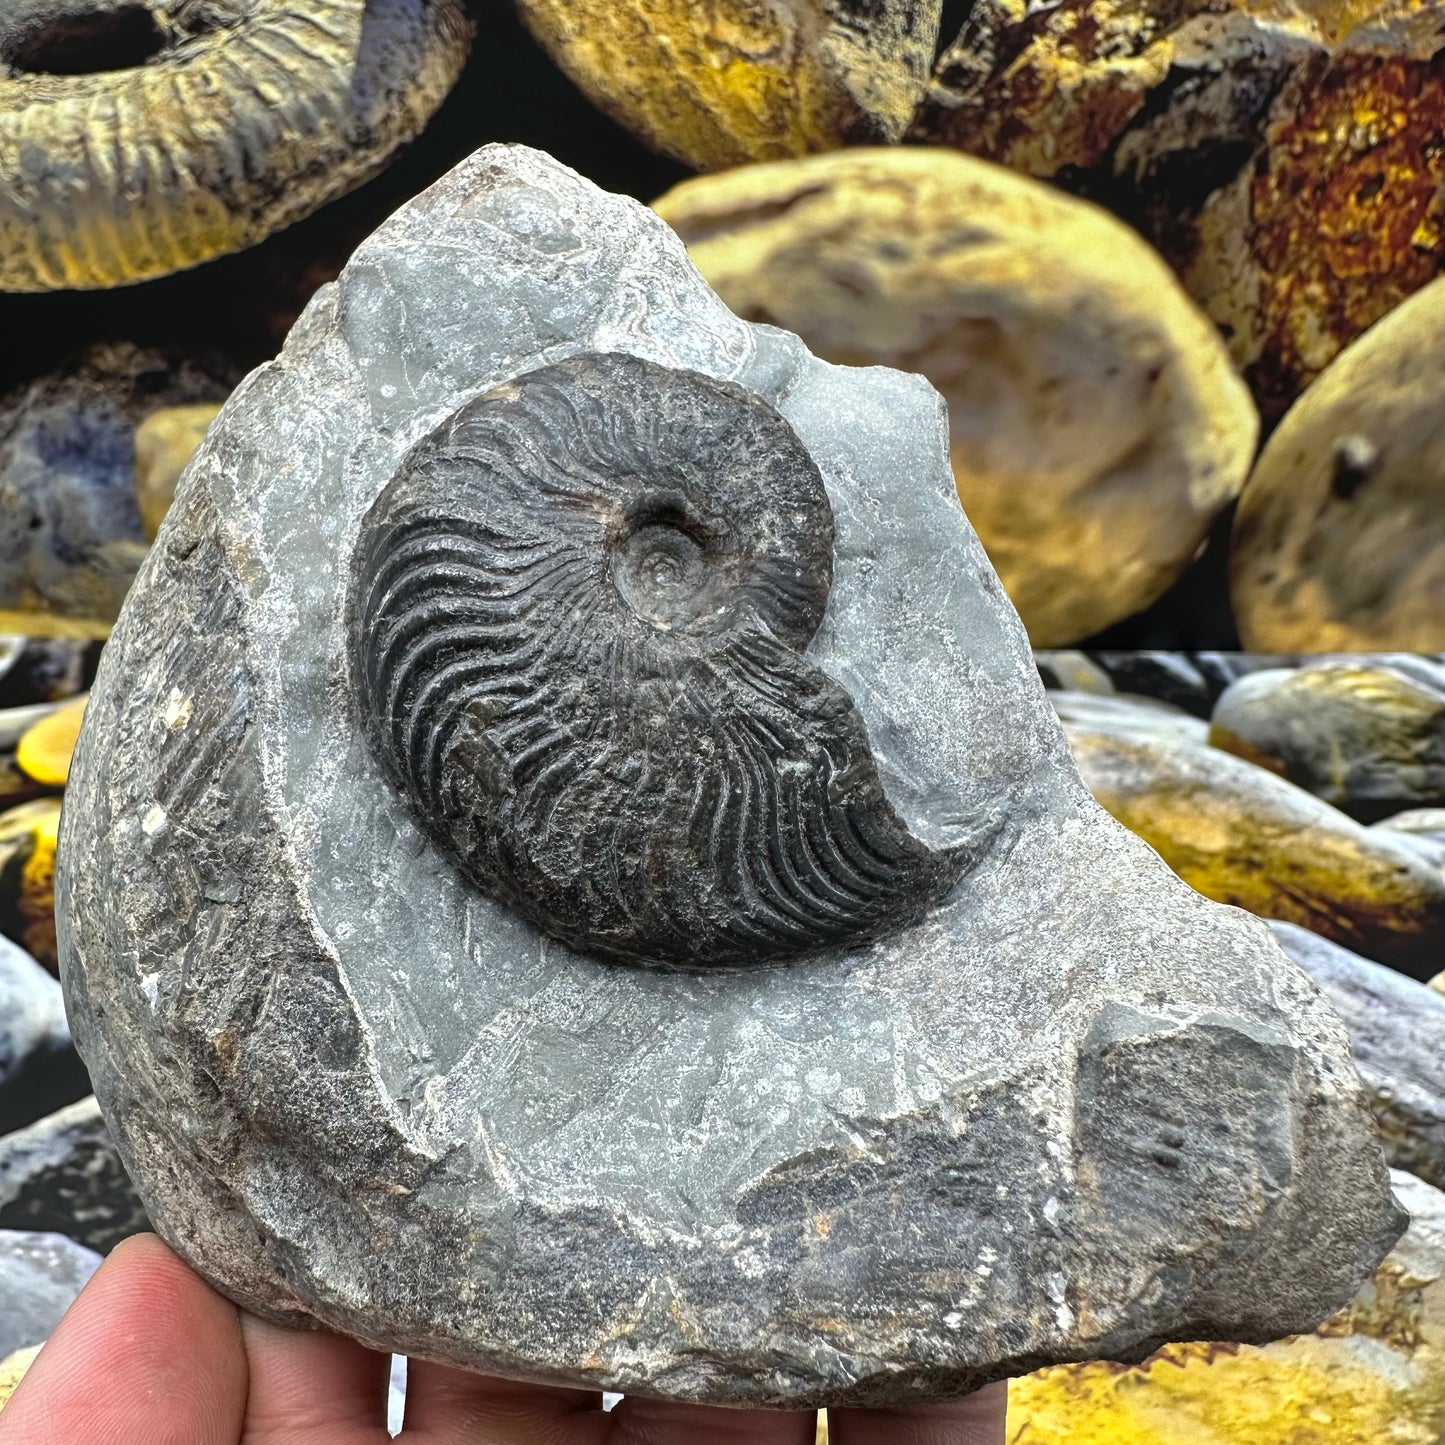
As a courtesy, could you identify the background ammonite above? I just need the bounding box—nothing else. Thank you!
[0,0,473,291]
[350,351,970,966]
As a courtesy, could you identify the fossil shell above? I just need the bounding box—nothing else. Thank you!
[349,351,970,967]
[511,0,943,171]
[0,0,474,291]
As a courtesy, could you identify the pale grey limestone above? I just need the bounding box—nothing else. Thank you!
[57,145,1402,1407]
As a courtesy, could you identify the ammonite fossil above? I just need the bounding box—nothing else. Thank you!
[0,0,473,291]
[351,352,970,966]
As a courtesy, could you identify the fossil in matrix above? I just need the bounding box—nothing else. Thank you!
[59,145,1401,1406]
[511,0,943,170]
[0,0,473,291]
[352,352,971,966]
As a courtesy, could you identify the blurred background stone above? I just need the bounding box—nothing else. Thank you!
[133,404,224,540]
[656,147,1258,646]
[0,1098,149,1255]
[0,1230,98,1358]
[1231,279,1445,652]
[0,934,86,1137]
[1210,662,1445,821]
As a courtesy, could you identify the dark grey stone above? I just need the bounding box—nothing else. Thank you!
[57,144,1402,1408]
[1269,920,1445,1192]
[0,1229,100,1356]
[1086,652,1214,716]
[0,934,88,1136]
[0,1097,149,1254]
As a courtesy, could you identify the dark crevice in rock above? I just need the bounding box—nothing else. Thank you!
[6,6,167,75]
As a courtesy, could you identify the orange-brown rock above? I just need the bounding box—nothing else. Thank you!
[912,0,1445,418]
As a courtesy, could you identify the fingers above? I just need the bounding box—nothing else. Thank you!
[0,1232,248,1445]
[608,1398,818,1445]
[827,1381,1010,1445]
[401,1360,607,1444]
[238,1310,392,1443]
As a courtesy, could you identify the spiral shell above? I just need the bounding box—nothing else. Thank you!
[0,0,472,291]
[349,352,969,967]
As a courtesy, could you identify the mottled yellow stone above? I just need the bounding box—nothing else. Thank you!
[1231,278,1445,651]
[656,148,1257,645]
[514,0,942,170]
[0,797,61,970]
[1064,721,1445,978]
[16,695,85,789]
[0,1345,39,1413]
[0,0,473,291]
[1007,1170,1445,1444]
[134,403,224,540]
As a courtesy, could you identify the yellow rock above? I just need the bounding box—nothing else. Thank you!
[16,695,86,789]
[0,1344,39,1412]
[1007,1169,1445,1444]
[0,798,63,972]
[514,0,943,171]
[655,148,1257,646]
[1231,278,1445,651]
[133,403,224,540]
[0,0,473,291]
[1064,722,1445,979]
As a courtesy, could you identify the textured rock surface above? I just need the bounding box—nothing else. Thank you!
[513,0,942,171]
[0,344,235,630]
[0,0,474,290]
[133,403,224,540]
[0,1230,98,1357]
[912,0,1445,420]
[59,144,1399,1406]
[1211,663,1445,820]
[1064,721,1445,980]
[0,1098,149,1254]
[0,934,85,1136]
[1007,1170,1445,1445]
[1231,279,1445,650]
[655,149,1258,647]
[1270,921,1445,1191]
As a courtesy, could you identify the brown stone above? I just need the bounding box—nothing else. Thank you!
[912,0,1445,419]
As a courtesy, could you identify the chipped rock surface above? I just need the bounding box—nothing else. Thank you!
[1231,279,1445,651]
[655,149,1257,647]
[1270,921,1445,1191]
[59,145,1400,1407]
[0,1230,99,1357]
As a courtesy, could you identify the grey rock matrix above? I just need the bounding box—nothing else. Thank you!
[0,1229,100,1357]
[59,145,1401,1407]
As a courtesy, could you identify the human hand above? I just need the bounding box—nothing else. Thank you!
[0,1234,1008,1444]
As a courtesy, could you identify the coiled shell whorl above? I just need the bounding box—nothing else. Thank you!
[349,352,969,967]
